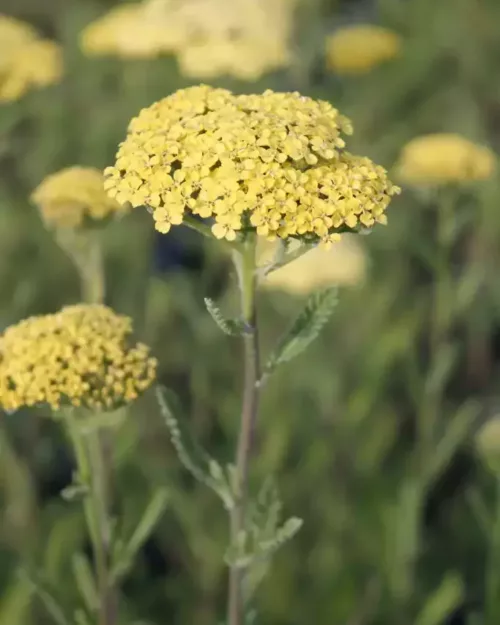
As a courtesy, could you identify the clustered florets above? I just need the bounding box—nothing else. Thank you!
[0,305,157,412]
[31,166,127,229]
[104,86,400,245]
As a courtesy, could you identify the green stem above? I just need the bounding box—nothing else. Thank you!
[73,233,116,625]
[227,239,261,625]
[486,478,500,624]
[420,189,456,464]
[81,233,105,305]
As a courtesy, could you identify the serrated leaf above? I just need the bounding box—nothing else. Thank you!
[415,573,464,625]
[112,488,169,580]
[156,386,212,485]
[263,288,338,379]
[258,517,303,556]
[156,387,234,509]
[204,298,246,336]
[72,554,99,613]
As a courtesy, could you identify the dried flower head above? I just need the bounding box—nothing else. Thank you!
[32,166,128,229]
[395,134,496,186]
[0,15,62,102]
[261,236,367,294]
[326,25,401,74]
[0,305,157,412]
[104,85,399,244]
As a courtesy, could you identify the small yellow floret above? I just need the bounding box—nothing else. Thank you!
[0,304,157,412]
[105,85,399,245]
[261,236,367,294]
[32,166,128,229]
[326,25,401,74]
[395,134,496,185]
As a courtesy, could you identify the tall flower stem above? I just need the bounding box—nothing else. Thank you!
[228,238,261,625]
[69,230,116,625]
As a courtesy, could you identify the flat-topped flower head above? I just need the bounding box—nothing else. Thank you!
[326,25,401,75]
[105,85,399,244]
[395,134,496,186]
[32,166,128,229]
[0,15,62,102]
[0,304,157,412]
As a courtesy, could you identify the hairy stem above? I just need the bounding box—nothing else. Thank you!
[227,239,260,625]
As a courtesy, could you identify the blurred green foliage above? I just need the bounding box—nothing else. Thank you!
[3,0,500,623]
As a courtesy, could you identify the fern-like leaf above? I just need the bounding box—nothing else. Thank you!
[204,298,246,336]
[263,287,338,379]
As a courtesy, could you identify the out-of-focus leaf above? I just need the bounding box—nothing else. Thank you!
[415,573,464,625]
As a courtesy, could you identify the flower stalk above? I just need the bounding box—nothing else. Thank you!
[75,233,117,625]
[228,238,261,625]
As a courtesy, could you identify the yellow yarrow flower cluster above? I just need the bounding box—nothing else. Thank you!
[261,236,367,294]
[80,0,294,80]
[0,305,157,412]
[326,25,401,74]
[0,14,63,102]
[31,167,128,229]
[395,134,496,186]
[104,86,399,244]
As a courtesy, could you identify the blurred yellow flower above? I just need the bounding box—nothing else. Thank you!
[326,25,401,74]
[105,85,399,244]
[0,15,62,102]
[0,304,157,412]
[261,236,367,294]
[80,0,295,80]
[0,14,37,50]
[32,166,128,229]
[395,134,496,185]
[80,3,185,59]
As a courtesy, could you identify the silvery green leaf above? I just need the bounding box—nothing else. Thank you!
[156,387,234,508]
[263,288,338,380]
[204,298,246,336]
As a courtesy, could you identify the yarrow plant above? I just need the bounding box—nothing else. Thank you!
[31,166,131,303]
[0,169,167,625]
[0,305,163,625]
[105,84,400,625]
